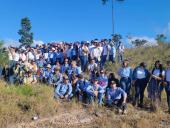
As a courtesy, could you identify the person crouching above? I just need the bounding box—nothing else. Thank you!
[86,78,105,105]
[54,75,73,101]
[106,80,127,114]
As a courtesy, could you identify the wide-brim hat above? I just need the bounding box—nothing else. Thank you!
[46,64,51,68]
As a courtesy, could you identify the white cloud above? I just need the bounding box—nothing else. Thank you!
[33,40,44,46]
[127,36,158,47]
[3,39,20,47]
[2,39,44,47]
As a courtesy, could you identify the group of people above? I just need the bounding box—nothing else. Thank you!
[0,39,170,114]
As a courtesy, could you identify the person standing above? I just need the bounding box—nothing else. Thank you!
[101,40,109,69]
[164,61,170,113]
[147,60,165,111]
[108,43,116,63]
[118,60,133,100]
[132,62,150,108]
[118,42,124,63]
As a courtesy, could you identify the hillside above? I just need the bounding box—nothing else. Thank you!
[0,43,170,128]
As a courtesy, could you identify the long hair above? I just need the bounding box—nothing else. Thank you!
[152,60,163,78]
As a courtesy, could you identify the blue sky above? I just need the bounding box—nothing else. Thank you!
[0,0,170,44]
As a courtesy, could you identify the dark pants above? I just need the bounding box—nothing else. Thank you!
[165,82,170,108]
[109,55,115,63]
[76,91,88,103]
[80,56,88,72]
[101,55,107,69]
[107,96,127,110]
[120,77,131,96]
[118,53,124,63]
[135,78,147,105]
[159,84,165,101]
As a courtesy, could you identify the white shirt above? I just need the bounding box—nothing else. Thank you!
[92,47,102,59]
[19,53,27,61]
[153,69,165,77]
[118,44,124,54]
[8,52,13,61]
[27,52,35,60]
[136,68,146,79]
[14,53,19,61]
[44,53,48,59]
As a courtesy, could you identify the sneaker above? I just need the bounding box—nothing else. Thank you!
[122,110,127,115]
[118,109,123,114]
[138,103,144,108]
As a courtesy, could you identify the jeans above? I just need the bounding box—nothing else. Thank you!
[86,91,104,105]
[165,82,170,108]
[134,78,147,105]
[120,77,131,96]
[109,55,115,63]
[101,55,107,69]
[54,93,73,100]
[107,96,127,110]
[9,75,15,84]
[80,56,88,72]
[118,53,124,63]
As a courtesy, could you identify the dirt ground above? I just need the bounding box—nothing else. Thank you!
[7,102,170,128]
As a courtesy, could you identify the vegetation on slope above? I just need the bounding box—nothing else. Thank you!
[0,43,170,128]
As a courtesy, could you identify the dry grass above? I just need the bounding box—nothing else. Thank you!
[0,43,170,128]
[0,81,59,128]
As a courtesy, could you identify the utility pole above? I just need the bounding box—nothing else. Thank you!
[111,0,124,36]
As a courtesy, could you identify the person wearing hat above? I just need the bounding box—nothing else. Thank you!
[106,80,127,114]
[54,75,73,100]
[79,43,89,72]
[97,70,108,89]
[43,64,52,84]
[100,40,109,69]
[67,61,81,80]
[86,78,105,105]
[76,74,89,102]
[24,70,37,85]
[88,59,98,73]
[132,62,150,108]
[50,67,63,87]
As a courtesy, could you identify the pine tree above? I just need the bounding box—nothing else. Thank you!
[18,17,33,46]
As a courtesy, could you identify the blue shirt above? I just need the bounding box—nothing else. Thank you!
[55,82,72,96]
[109,46,116,57]
[61,64,70,73]
[97,75,108,88]
[118,67,133,79]
[76,79,89,92]
[133,66,150,80]
[107,87,126,101]
[51,73,63,85]
[86,84,105,94]
[43,69,52,78]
